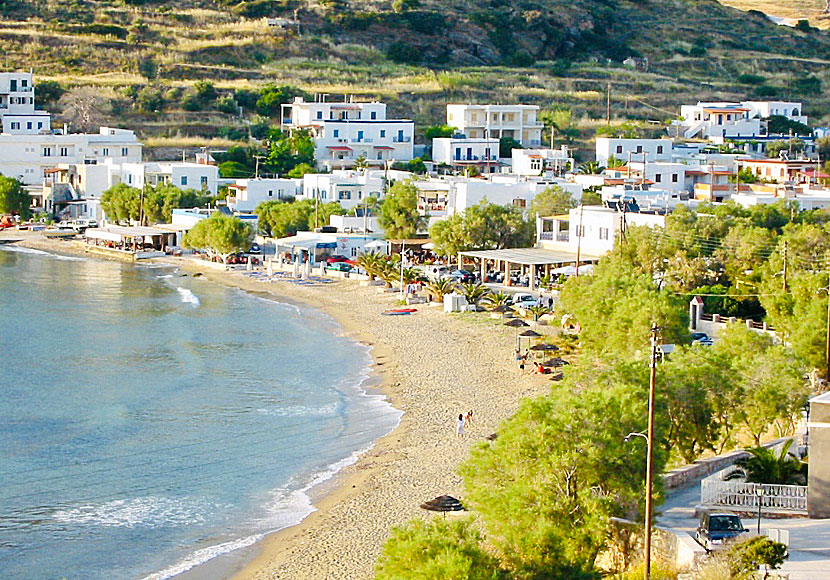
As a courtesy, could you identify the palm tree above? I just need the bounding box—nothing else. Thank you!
[401,267,423,285]
[354,155,369,172]
[578,161,605,175]
[606,155,626,169]
[425,278,454,302]
[356,251,383,280]
[456,282,489,309]
[738,443,805,485]
[526,304,552,321]
[378,258,401,288]
[482,291,510,309]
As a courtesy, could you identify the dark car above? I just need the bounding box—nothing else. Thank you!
[695,512,749,550]
[327,261,352,272]
[325,255,349,264]
[249,242,262,254]
[449,269,474,283]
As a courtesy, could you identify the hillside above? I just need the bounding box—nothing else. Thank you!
[719,0,830,29]
[2,0,829,157]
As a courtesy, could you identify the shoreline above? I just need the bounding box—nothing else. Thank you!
[1,232,554,580]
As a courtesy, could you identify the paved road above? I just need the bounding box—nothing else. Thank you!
[658,484,830,580]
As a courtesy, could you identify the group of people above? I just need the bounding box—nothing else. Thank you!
[455,410,474,436]
[513,347,552,374]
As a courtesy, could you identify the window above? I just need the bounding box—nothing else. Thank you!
[655,174,662,183]
[380,130,386,138]
[10,79,16,91]
[636,145,643,153]
[513,199,526,208]
[268,190,273,197]
[316,111,323,119]
[42,147,51,157]
[21,79,27,88]
[616,145,623,154]
[26,121,32,130]
[60,147,68,157]
[338,190,351,200]
[357,130,364,142]
[10,122,19,130]
[333,129,339,138]
[201,176,208,187]
[351,247,358,257]
[599,227,609,240]
[672,173,678,183]
[657,145,663,154]
[370,111,377,120]
[37,122,42,129]
[121,147,128,156]
[181,176,188,186]
[576,225,585,237]
[103,148,109,156]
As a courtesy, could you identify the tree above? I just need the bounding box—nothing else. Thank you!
[463,201,534,250]
[456,282,489,308]
[738,445,805,485]
[136,86,164,113]
[267,129,316,176]
[425,278,455,302]
[429,213,470,257]
[57,86,112,132]
[578,161,604,174]
[379,180,424,239]
[376,518,504,580]
[766,139,804,159]
[529,185,577,218]
[255,199,344,238]
[559,260,689,359]
[287,163,315,178]
[0,176,31,219]
[766,115,811,137]
[725,536,788,579]
[499,136,522,158]
[182,213,253,263]
[101,183,142,223]
[482,290,510,308]
[460,369,667,579]
[193,81,217,103]
[35,80,66,107]
[424,124,457,139]
[256,84,307,117]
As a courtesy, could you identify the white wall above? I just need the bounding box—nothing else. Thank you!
[432,138,499,164]
[596,138,673,166]
[228,178,302,212]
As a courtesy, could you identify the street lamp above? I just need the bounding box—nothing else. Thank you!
[625,432,648,443]
[755,486,765,535]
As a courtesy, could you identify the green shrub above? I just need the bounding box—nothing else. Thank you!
[181,92,202,112]
[387,43,422,64]
[136,86,164,113]
[216,95,238,115]
[737,73,765,85]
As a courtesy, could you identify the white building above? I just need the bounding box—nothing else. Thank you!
[604,161,688,194]
[432,137,499,171]
[300,169,412,211]
[537,206,665,255]
[742,101,807,125]
[0,71,51,135]
[227,178,302,212]
[511,146,574,177]
[273,231,387,264]
[280,97,414,170]
[0,126,141,185]
[675,101,807,141]
[596,138,673,167]
[446,104,542,147]
[121,162,219,195]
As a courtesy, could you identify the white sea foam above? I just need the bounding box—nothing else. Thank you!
[256,403,339,418]
[0,244,84,261]
[140,534,264,580]
[52,496,212,528]
[176,287,200,306]
[156,274,174,279]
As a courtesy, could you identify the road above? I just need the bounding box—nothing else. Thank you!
[658,483,830,580]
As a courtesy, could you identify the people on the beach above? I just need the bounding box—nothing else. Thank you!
[456,413,465,437]
[465,410,474,427]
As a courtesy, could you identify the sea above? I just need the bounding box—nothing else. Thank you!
[0,244,402,580]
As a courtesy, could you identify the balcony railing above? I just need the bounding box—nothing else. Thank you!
[452,155,497,161]
[392,136,411,143]
[701,478,806,514]
[352,138,373,143]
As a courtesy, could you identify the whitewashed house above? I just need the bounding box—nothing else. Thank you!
[596,138,673,167]
[226,178,302,212]
[537,206,665,255]
[121,162,219,195]
[280,97,414,170]
[511,146,574,177]
[432,137,499,172]
[300,169,412,211]
[446,104,543,146]
[0,71,51,135]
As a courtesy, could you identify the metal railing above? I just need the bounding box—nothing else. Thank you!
[392,136,411,143]
[701,478,807,513]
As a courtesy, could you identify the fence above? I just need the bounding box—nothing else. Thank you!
[701,478,807,514]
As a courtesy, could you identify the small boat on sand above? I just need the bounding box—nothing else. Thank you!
[382,308,418,316]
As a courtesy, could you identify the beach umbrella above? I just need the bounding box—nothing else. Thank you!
[420,495,465,514]
[530,343,559,351]
[519,330,541,338]
[486,432,498,441]
[541,357,569,367]
[492,304,514,313]
[504,318,528,328]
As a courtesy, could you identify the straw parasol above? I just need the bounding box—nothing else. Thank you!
[530,343,559,352]
[492,304,514,313]
[504,318,529,328]
[420,495,465,516]
[541,357,569,367]
[519,330,542,338]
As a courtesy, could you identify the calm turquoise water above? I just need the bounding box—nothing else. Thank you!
[0,245,400,579]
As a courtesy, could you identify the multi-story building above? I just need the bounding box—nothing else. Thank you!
[0,71,51,135]
[120,162,219,194]
[446,104,542,147]
[280,97,414,170]
[511,146,574,177]
[300,169,413,212]
[675,100,807,141]
[432,137,500,172]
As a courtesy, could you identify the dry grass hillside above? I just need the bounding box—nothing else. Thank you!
[719,0,830,29]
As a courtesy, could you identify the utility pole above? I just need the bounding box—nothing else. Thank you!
[575,203,584,276]
[254,155,266,179]
[825,254,830,384]
[644,324,660,580]
[606,83,611,126]
[782,241,788,294]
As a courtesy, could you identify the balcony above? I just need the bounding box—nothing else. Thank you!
[452,155,497,162]
[392,136,411,143]
[352,138,374,143]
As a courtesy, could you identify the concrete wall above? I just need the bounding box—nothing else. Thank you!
[808,392,830,518]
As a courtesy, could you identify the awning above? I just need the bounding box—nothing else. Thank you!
[327,146,353,151]
[374,145,395,150]
[459,247,602,266]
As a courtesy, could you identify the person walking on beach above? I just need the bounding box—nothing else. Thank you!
[465,410,474,427]
[456,413,465,437]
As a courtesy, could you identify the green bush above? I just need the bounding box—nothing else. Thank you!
[181,92,202,112]
[136,86,164,113]
[216,95,238,115]
[737,73,765,85]
[387,43,422,64]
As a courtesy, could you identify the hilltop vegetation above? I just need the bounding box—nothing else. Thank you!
[4,0,830,156]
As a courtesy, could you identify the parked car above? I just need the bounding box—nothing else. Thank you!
[71,219,98,232]
[510,293,538,308]
[249,242,262,254]
[327,261,352,272]
[449,269,474,283]
[695,512,749,550]
[428,265,450,280]
[692,332,714,346]
[325,255,349,264]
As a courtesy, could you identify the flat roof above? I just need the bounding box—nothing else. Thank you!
[459,247,602,265]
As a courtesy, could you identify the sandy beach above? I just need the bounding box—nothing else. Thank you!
[1,231,555,580]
